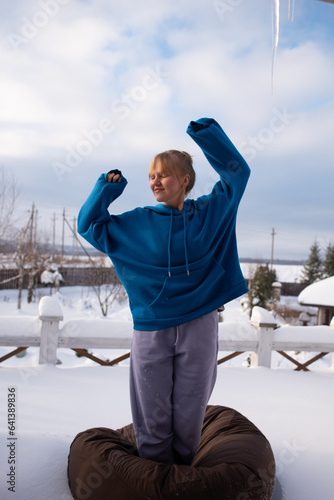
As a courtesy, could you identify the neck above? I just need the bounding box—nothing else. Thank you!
[163,200,184,211]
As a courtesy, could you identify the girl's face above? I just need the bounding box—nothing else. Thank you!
[149,162,189,211]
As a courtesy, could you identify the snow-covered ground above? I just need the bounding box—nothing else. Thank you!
[240,262,304,283]
[0,286,333,499]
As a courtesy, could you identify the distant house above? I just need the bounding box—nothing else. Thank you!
[298,276,334,325]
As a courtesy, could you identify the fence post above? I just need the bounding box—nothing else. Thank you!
[38,296,63,365]
[250,306,277,368]
[330,316,334,369]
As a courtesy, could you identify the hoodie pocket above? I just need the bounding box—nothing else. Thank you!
[148,256,225,318]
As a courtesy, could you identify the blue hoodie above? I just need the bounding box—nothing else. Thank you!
[78,118,250,331]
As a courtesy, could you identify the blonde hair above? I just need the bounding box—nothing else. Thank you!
[149,150,195,195]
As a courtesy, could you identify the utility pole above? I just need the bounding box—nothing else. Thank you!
[34,207,38,246]
[52,213,56,259]
[62,208,65,258]
[72,217,78,259]
[28,203,35,254]
[270,228,277,270]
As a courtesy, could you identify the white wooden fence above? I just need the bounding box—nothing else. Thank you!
[1,297,334,369]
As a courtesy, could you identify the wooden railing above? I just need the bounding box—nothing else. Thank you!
[1,297,334,370]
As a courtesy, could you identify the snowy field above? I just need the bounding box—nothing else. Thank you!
[240,262,304,283]
[0,286,333,499]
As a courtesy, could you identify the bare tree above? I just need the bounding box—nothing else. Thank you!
[87,257,125,316]
[64,216,126,316]
[14,225,30,310]
[0,166,19,241]
[14,204,50,308]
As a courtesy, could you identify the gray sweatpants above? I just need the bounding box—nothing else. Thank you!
[129,311,218,465]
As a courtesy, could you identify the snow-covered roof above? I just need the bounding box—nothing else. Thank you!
[298,276,334,307]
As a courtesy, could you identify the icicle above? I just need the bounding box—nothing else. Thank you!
[288,0,295,22]
[271,0,280,94]
[272,0,295,92]
[292,0,295,22]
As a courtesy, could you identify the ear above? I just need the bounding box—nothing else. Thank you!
[183,174,190,189]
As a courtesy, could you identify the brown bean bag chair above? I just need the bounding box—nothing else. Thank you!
[68,405,276,500]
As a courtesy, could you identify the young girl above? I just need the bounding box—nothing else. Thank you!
[78,117,250,465]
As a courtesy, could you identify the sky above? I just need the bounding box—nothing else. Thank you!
[0,0,333,261]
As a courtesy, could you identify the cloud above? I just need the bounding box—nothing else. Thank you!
[0,0,333,259]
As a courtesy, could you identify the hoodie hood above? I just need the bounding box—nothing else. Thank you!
[144,203,187,215]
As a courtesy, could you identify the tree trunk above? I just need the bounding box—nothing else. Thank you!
[17,275,23,309]
[27,272,34,303]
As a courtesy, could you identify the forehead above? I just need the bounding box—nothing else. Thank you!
[149,158,173,178]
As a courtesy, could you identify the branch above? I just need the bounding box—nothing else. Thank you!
[0,274,22,286]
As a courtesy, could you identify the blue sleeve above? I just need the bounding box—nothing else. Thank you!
[77,170,128,254]
[186,118,250,200]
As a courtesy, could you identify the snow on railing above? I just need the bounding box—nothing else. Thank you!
[0,298,334,369]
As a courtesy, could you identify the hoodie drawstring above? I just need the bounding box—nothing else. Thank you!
[168,212,173,277]
[183,210,190,276]
[167,209,190,277]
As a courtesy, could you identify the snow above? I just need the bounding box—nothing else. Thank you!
[38,296,63,319]
[40,270,54,285]
[298,276,334,307]
[218,321,258,342]
[275,324,334,345]
[0,287,334,499]
[61,318,133,340]
[0,316,40,338]
[250,305,277,325]
[240,262,304,283]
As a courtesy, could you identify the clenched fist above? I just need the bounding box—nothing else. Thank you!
[107,172,121,183]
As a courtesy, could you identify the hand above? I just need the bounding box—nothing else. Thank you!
[107,172,121,183]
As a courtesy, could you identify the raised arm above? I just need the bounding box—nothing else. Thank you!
[187,118,250,200]
[77,169,127,254]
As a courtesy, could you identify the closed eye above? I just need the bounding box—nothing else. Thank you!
[150,174,167,181]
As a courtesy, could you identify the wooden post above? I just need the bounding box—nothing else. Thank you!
[38,297,63,365]
[250,306,277,368]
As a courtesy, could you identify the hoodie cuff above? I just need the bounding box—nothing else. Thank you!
[187,118,214,134]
